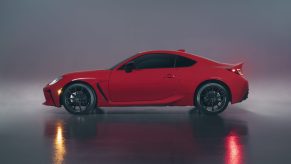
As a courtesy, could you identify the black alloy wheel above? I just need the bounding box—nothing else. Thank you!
[195,83,230,115]
[62,83,96,114]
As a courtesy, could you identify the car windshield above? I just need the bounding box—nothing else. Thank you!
[109,54,137,70]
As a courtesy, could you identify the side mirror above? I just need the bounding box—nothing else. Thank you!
[124,62,136,73]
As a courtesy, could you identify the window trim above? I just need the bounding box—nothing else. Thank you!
[118,53,196,70]
[119,53,176,70]
[174,55,196,68]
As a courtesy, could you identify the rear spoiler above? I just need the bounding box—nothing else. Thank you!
[232,62,244,69]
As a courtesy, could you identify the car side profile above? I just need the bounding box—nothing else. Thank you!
[43,49,248,115]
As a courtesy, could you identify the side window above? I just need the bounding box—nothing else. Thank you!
[133,54,175,69]
[175,56,196,67]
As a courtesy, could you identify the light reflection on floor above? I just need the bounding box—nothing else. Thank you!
[54,121,66,164]
[225,131,242,164]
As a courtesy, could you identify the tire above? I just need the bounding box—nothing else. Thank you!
[195,82,230,115]
[62,83,97,115]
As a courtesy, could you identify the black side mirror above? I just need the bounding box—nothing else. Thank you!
[124,62,136,73]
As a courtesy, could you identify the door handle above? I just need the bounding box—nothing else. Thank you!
[165,74,175,78]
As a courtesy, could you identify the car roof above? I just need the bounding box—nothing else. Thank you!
[112,49,219,70]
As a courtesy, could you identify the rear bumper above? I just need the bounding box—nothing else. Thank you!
[229,76,249,104]
[242,89,249,101]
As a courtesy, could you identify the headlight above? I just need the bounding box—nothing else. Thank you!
[49,76,62,86]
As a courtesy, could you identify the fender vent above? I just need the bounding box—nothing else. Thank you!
[96,83,108,101]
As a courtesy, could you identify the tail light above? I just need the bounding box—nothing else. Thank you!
[228,68,243,76]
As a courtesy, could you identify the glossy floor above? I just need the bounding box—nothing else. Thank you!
[0,80,291,164]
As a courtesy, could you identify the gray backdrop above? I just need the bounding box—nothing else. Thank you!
[1,0,291,81]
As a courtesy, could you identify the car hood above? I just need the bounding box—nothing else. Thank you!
[62,69,112,80]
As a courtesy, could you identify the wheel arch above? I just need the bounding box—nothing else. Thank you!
[193,79,232,105]
[60,80,97,106]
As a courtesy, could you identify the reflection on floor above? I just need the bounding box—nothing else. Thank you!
[42,108,248,164]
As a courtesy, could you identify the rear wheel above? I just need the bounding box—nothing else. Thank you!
[62,83,96,115]
[195,83,230,115]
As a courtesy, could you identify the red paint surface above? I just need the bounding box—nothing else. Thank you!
[43,50,248,107]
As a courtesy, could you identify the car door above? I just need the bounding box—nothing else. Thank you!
[109,53,178,102]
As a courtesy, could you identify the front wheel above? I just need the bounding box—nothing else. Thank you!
[195,83,230,115]
[62,83,97,115]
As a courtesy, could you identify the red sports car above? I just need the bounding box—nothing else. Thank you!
[43,49,248,115]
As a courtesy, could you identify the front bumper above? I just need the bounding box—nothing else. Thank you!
[43,85,61,107]
[43,88,55,106]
